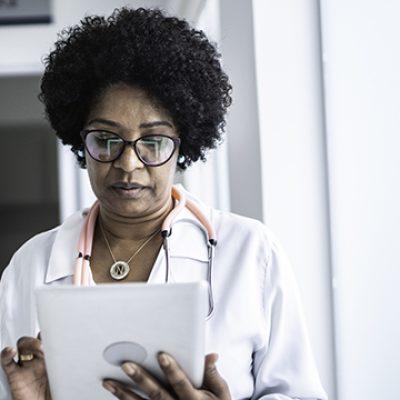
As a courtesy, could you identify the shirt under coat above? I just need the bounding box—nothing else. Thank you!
[0,187,328,400]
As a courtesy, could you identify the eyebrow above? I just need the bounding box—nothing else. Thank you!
[87,118,174,129]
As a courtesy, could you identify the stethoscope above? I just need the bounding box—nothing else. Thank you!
[73,185,217,319]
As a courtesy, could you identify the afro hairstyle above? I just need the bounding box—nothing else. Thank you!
[38,6,232,169]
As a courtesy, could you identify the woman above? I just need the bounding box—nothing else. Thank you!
[0,7,328,400]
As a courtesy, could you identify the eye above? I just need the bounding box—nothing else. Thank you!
[141,137,163,145]
[89,132,123,148]
[94,131,118,140]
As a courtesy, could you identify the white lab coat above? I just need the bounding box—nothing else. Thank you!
[0,187,328,400]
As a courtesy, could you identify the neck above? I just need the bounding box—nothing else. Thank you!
[98,196,174,243]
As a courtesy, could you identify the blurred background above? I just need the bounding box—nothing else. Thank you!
[1,1,399,399]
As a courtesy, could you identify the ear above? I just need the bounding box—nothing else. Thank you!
[74,147,87,169]
[76,146,85,159]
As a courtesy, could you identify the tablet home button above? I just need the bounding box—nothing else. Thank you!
[103,341,148,366]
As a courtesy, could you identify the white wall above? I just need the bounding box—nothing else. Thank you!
[0,0,172,75]
[321,1,400,399]
[218,0,264,221]
[252,1,336,399]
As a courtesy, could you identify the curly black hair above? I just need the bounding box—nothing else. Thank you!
[38,6,232,169]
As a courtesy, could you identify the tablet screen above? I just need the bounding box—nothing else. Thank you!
[35,281,208,400]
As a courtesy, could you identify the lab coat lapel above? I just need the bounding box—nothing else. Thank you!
[167,206,210,262]
[167,183,213,262]
[146,188,213,284]
[45,186,212,284]
[45,210,85,283]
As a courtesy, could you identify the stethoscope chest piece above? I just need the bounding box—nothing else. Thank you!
[109,261,131,280]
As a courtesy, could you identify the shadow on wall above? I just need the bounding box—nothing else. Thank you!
[0,75,60,277]
[0,124,59,277]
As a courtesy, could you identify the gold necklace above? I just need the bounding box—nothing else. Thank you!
[99,218,161,280]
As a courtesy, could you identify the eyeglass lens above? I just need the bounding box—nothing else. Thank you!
[84,131,176,165]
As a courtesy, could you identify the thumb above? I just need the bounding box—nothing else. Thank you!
[202,353,229,397]
[0,347,18,377]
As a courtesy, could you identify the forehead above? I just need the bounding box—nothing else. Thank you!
[87,83,174,128]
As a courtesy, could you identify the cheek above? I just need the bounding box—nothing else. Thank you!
[86,156,110,194]
[150,162,177,196]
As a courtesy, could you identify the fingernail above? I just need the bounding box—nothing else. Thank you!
[6,347,16,356]
[103,381,116,394]
[159,353,171,367]
[122,362,137,376]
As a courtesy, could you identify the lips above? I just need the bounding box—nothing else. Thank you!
[111,182,145,190]
[110,182,147,199]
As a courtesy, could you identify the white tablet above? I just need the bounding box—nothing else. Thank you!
[35,281,208,400]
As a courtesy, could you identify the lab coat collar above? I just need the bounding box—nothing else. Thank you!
[45,185,211,283]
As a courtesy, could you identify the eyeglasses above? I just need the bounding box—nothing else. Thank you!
[80,129,181,167]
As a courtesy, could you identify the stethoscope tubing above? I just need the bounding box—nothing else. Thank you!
[74,185,216,319]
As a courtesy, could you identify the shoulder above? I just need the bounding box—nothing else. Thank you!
[14,227,59,260]
[212,209,299,302]
[1,226,59,283]
[1,208,84,283]
[214,208,264,234]
[2,226,59,273]
[211,207,295,281]
[0,226,61,325]
[212,208,280,265]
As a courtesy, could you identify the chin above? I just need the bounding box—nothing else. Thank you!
[100,189,152,217]
[115,202,147,217]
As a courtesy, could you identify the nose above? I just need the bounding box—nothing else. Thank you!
[112,143,144,172]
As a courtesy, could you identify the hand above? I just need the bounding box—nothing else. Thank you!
[102,352,231,399]
[0,333,51,400]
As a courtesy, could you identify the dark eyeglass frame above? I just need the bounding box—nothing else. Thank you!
[80,129,181,167]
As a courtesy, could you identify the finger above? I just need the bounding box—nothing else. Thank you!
[202,353,229,397]
[103,379,144,399]
[121,362,173,400]
[16,336,44,361]
[0,347,18,376]
[158,352,198,399]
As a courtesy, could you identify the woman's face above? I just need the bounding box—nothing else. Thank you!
[83,83,179,218]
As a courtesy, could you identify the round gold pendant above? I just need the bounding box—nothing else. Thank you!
[110,261,130,280]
